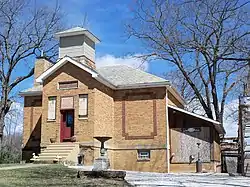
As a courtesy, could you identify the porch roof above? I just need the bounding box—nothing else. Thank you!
[19,85,42,96]
[168,105,225,134]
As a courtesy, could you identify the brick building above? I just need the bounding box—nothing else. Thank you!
[20,27,225,173]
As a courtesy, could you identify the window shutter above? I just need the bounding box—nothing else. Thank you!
[79,95,88,117]
[48,97,56,120]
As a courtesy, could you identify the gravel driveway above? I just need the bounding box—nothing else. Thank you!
[125,171,249,187]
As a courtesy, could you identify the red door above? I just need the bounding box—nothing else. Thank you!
[60,110,74,142]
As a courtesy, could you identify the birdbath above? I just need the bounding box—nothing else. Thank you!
[93,136,112,171]
[94,136,112,157]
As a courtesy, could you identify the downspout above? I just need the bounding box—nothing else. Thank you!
[166,90,170,173]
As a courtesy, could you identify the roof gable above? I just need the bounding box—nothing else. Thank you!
[36,57,171,90]
[36,56,98,83]
[23,59,186,107]
[29,57,183,103]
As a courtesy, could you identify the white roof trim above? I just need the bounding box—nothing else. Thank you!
[168,105,225,134]
[94,77,170,90]
[36,56,98,83]
[168,105,220,124]
[116,81,170,89]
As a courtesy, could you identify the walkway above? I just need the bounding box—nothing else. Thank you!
[71,165,250,186]
[125,171,250,187]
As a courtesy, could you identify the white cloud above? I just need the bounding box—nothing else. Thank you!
[96,54,149,71]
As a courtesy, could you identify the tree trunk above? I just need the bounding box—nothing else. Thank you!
[0,111,5,163]
[0,110,5,138]
[0,97,12,161]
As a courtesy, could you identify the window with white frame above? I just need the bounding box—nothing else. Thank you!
[48,96,56,120]
[137,150,150,160]
[79,94,88,118]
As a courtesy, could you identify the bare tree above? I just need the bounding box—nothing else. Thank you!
[127,0,250,124]
[164,69,204,113]
[0,102,23,163]
[0,0,63,141]
[165,68,241,130]
[4,102,23,138]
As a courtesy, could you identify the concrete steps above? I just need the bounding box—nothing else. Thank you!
[32,142,79,164]
[36,156,67,161]
[38,153,69,157]
[41,150,72,154]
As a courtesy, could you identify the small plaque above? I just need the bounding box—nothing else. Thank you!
[183,127,201,133]
[61,96,74,109]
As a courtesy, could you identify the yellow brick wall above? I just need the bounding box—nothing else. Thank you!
[112,149,167,172]
[22,96,42,160]
[113,88,167,148]
[111,87,168,172]
[23,96,42,145]
[23,60,173,172]
[34,57,53,87]
[41,62,113,147]
[94,88,114,137]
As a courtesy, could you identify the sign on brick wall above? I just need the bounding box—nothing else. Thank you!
[61,96,74,109]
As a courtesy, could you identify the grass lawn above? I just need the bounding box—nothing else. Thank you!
[0,165,131,187]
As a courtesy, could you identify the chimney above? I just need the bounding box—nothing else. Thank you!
[55,27,100,69]
[34,56,53,87]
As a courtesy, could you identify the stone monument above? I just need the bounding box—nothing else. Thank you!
[92,136,112,171]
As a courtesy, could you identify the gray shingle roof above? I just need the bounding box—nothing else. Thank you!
[20,64,169,94]
[97,65,168,86]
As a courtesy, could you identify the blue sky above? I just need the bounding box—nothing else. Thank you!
[15,0,170,100]
[60,0,138,55]
[59,0,169,73]
[14,0,169,96]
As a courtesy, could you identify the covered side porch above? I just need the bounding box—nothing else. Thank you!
[168,105,225,173]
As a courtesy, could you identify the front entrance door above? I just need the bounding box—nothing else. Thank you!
[60,110,74,142]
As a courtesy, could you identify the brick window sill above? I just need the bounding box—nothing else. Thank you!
[78,117,88,121]
[47,119,56,122]
[137,159,150,162]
